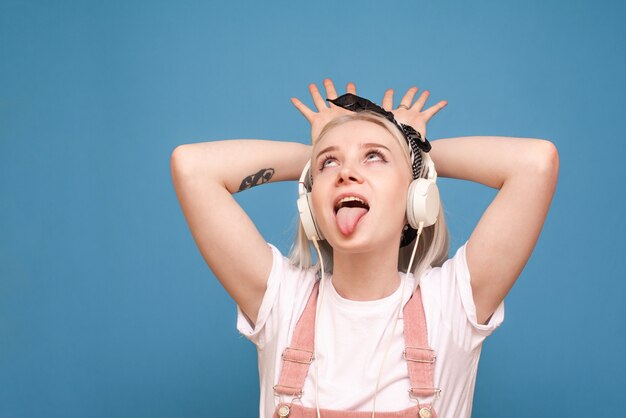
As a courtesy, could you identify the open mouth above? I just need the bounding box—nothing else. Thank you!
[334,196,370,213]
[334,196,370,235]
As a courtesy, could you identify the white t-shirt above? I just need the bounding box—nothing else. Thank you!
[237,242,505,418]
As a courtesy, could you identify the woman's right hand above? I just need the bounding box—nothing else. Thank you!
[291,78,357,144]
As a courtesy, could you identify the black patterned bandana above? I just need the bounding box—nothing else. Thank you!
[327,93,430,247]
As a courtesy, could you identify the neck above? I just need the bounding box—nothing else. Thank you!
[330,244,402,301]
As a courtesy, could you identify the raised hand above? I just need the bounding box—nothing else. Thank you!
[291,78,357,144]
[382,86,447,140]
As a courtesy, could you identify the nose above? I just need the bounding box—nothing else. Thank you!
[335,165,363,186]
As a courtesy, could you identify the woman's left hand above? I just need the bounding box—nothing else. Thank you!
[381,86,448,139]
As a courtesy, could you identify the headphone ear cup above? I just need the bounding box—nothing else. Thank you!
[406,178,440,229]
[297,192,324,241]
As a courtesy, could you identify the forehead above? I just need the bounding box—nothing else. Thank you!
[313,119,405,155]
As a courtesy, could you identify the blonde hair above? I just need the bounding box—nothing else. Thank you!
[288,112,450,278]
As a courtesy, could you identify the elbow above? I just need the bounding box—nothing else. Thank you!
[170,145,185,177]
[170,144,187,167]
[170,144,197,179]
[531,139,560,180]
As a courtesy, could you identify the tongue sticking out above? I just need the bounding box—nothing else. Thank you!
[336,207,368,235]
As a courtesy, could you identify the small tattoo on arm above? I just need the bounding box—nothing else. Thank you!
[238,168,275,191]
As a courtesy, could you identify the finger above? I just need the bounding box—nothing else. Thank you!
[346,82,357,95]
[399,86,419,108]
[290,97,315,122]
[324,78,338,100]
[309,83,328,111]
[382,89,394,111]
[422,100,448,120]
[412,90,430,111]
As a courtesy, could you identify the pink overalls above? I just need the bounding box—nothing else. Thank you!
[273,281,440,418]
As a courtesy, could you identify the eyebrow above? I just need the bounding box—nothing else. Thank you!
[314,143,392,160]
[362,142,392,152]
[314,145,338,160]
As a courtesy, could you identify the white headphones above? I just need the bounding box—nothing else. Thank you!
[297,163,326,241]
[297,152,440,242]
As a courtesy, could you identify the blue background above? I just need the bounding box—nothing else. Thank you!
[1,0,625,417]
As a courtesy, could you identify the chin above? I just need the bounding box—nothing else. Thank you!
[324,229,399,256]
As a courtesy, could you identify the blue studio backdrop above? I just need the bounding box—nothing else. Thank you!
[1,1,625,417]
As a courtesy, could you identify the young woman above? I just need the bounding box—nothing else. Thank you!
[170,79,559,418]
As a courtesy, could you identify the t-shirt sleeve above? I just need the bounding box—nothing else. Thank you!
[236,244,283,347]
[236,243,315,349]
[427,241,505,350]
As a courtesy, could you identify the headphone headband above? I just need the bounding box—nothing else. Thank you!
[297,160,324,241]
[422,152,437,182]
[298,160,312,194]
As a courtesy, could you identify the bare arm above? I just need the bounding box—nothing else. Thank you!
[430,136,559,324]
[382,87,559,325]
[171,140,311,325]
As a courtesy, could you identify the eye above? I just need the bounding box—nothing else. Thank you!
[319,154,338,171]
[364,149,387,163]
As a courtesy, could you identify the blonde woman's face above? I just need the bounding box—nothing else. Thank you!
[310,120,412,252]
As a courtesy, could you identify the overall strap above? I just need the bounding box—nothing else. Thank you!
[402,285,439,400]
[274,280,320,398]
